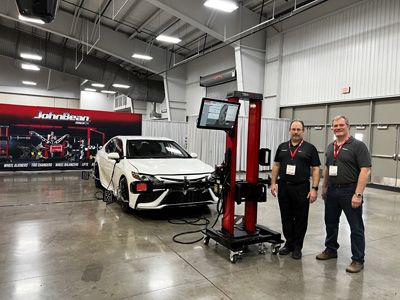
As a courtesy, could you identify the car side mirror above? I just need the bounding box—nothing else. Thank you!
[190,152,198,158]
[107,152,120,161]
[98,146,102,150]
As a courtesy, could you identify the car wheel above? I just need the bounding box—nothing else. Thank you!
[94,165,102,189]
[119,177,132,213]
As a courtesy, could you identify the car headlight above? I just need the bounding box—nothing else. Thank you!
[131,171,143,180]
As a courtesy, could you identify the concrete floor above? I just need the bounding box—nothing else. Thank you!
[0,171,399,300]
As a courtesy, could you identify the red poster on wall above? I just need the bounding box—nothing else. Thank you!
[0,103,141,171]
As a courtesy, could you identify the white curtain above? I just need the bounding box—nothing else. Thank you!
[142,120,188,149]
[143,118,289,171]
[187,116,290,171]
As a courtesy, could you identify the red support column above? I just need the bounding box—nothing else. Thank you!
[244,99,262,233]
[222,96,239,235]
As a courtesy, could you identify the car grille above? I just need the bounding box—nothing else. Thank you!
[136,191,164,204]
[163,190,212,205]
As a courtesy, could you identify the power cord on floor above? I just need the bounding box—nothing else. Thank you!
[169,194,224,245]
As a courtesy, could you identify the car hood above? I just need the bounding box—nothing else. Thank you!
[127,158,214,176]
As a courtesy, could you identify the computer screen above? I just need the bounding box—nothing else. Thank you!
[197,98,240,131]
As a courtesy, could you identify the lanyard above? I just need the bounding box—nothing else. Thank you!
[333,136,350,160]
[288,140,303,160]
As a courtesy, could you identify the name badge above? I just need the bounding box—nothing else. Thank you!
[286,165,296,175]
[329,166,338,176]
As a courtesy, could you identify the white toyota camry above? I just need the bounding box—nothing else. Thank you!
[94,136,218,211]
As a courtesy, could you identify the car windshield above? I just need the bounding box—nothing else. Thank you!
[126,140,191,159]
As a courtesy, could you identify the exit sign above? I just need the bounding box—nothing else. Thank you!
[341,86,351,94]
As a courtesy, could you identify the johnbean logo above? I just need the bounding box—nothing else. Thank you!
[33,111,90,124]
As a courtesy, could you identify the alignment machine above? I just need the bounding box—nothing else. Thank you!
[197,91,283,263]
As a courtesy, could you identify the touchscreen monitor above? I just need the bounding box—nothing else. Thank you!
[197,98,240,131]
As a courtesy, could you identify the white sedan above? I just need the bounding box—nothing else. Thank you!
[94,136,218,211]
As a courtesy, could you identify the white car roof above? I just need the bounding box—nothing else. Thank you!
[112,136,174,142]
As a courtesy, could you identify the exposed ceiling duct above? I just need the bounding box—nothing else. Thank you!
[0,24,165,103]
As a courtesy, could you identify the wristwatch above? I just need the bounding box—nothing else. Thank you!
[312,186,319,191]
[355,192,363,198]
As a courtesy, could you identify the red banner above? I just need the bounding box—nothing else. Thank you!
[0,103,142,170]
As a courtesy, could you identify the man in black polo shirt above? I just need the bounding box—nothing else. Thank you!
[270,120,321,259]
[316,115,371,273]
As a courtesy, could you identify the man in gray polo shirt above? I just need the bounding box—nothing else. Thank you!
[316,115,371,273]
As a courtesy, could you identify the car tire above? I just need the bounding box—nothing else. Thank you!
[119,177,132,213]
[94,164,102,189]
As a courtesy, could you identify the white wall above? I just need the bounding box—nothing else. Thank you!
[0,55,80,100]
[0,92,79,108]
[164,66,187,121]
[277,0,400,106]
[185,47,236,116]
[80,91,113,111]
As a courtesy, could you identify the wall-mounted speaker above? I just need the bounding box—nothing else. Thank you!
[16,0,59,23]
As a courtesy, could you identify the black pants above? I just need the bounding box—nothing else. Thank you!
[278,181,310,251]
[325,184,365,262]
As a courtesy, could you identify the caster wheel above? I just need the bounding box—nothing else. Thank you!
[230,254,238,263]
[271,244,280,255]
[203,236,210,245]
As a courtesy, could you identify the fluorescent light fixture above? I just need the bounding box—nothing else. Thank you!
[20,53,42,61]
[112,83,130,89]
[22,81,37,86]
[101,90,116,94]
[84,88,96,92]
[355,125,366,130]
[81,79,88,86]
[18,15,45,25]
[91,83,105,88]
[204,0,238,13]
[156,35,182,44]
[132,53,153,60]
[21,63,40,71]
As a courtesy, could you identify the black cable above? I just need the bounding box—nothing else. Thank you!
[259,0,266,24]
[106,161,117,190]
[169,217,210,244]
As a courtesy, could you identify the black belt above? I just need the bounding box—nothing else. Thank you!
[329,182,356,188]
[279,180,309,186]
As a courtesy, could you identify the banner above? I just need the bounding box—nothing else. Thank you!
[0,104,141,171]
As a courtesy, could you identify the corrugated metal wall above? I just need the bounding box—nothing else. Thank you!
[280,0,400,106]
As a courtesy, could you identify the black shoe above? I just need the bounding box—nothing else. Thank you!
[279,246,292,255]
[291,250,302,260]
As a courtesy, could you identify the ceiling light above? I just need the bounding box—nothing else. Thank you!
[21,63,40,71]
[18,15,45,25]
[20,53,42,61]
[22,81,37,86]
[132,53,153,60]
[204,0,238,13]
[84,88,96,92]
[112,84,130,89]
[156,35,182,44]
[101,90,116,94]
[91,83,105,88]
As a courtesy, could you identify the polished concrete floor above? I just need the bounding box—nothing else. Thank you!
[0,171,399,299]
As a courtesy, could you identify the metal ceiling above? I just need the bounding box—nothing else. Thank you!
[0,0,362,91]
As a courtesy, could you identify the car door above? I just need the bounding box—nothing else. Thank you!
[100,138,116,187]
